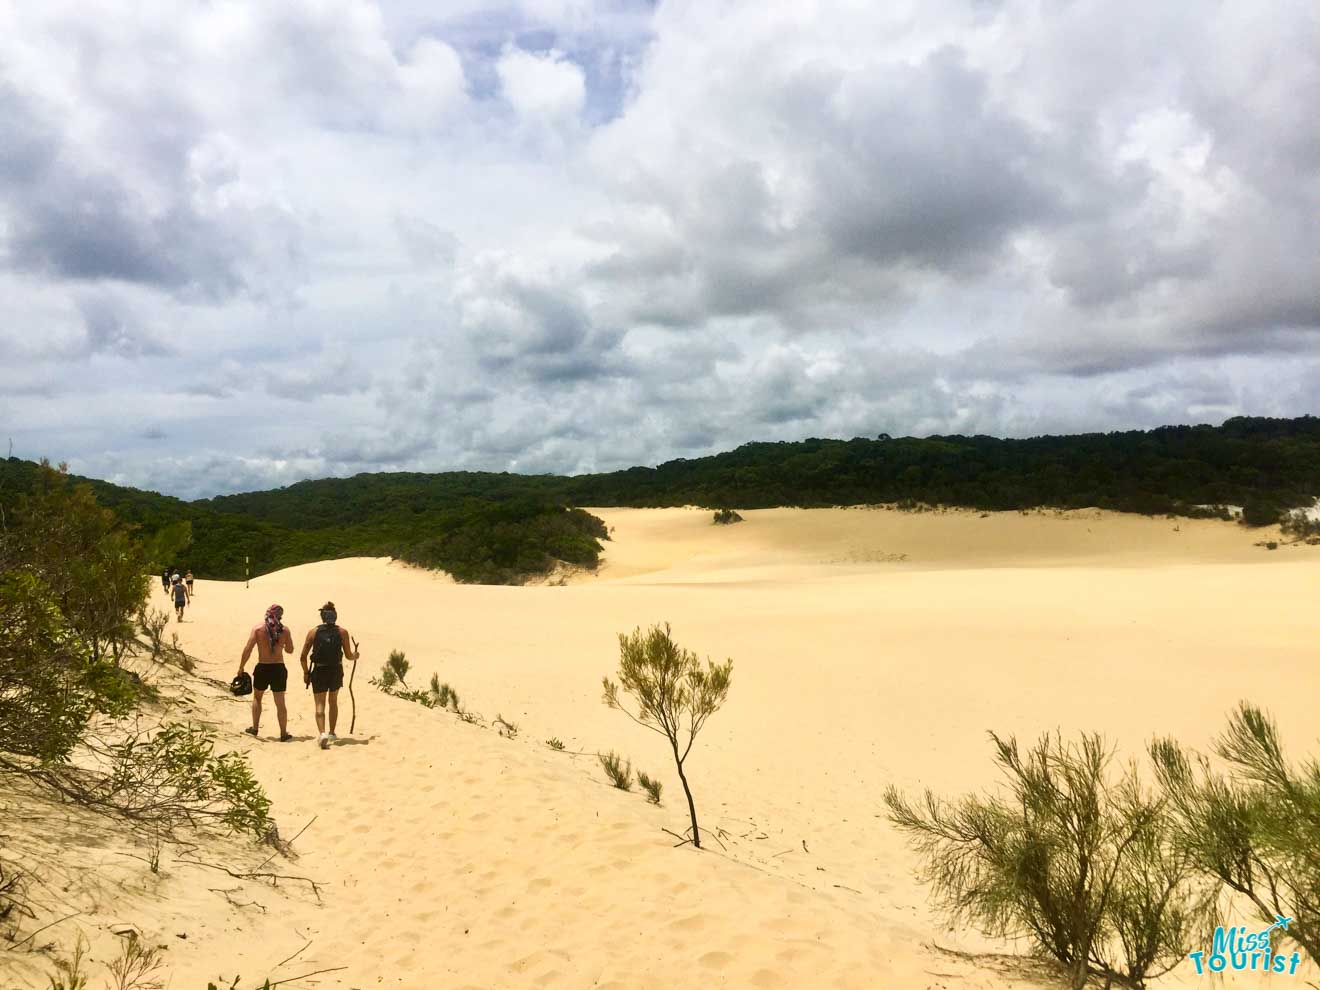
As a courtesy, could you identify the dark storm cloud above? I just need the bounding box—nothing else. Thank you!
[0,77,274,299]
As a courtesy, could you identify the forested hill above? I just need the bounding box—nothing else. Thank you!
[5,415,1320,580]
[200,415,1320,523]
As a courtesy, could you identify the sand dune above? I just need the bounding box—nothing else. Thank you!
[16,507,1318,987]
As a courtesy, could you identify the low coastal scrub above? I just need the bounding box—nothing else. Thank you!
[0,468,266,841]
[637,771,663,805]
[712,508,743,525]
[1240,498,1282,527]
[889,706,1320,987]
[1280,509,1320,540]
[599,751,633,791]
[603,623,732,848]
[1,462,275,971]
[1152,704,1320,969]
[886,732,1214,989]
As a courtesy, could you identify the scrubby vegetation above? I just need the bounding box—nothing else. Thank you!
[712,508,743,525]
[1240,498,1282,527]
[1281,509,1320,540]
[9,415,1320,584]
[0,461,275,965]
[889,706,1320,986]
[396,501,608,584]
[599,751,633,791]
[886,732,1213,988]
[603,623,732,849]
[637,771,663,805]
[1152,705,1319,969]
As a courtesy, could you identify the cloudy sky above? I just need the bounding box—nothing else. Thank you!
[2,1,1318,498]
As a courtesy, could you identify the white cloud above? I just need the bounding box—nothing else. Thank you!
[496,47,586,130]
[3,0,1320,497]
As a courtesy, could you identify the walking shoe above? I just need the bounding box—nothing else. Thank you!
[243,726,258,737]
[318,733,330,749]
[327,732,338,744]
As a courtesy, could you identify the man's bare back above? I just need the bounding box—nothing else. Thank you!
[243,624,294,663]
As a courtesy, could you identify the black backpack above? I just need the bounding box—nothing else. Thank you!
[311,623,343,667]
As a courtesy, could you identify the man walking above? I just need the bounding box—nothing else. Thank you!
[300,601,359,749]
[237,605,295,741]
[170,572,190,621]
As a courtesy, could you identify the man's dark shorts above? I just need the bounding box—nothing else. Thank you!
[310,663,343,694]
[253,663,288,693]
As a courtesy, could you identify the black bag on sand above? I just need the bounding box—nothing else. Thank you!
[231,671,253,697]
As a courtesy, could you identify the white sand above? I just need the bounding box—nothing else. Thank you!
[15,507,1319,988]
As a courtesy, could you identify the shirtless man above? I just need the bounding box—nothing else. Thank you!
[237,604,295,741]
[300,601,360,749]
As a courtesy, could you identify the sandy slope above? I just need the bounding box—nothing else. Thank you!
[16,507,1319,988]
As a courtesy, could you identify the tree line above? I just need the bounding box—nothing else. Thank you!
[5,415,1318,581]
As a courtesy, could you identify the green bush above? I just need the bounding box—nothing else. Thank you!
[886,732,1213,989]
[1280,510,1320,539]
[68,722,274,839]
[599,751,633,791]
[4,464,151,665]
[1241,498,1281,527]
[1152,704,1320,968]
[637,771,663,805]
[712,508,743,525]
[0,570,136,765]
[397,501,608,584]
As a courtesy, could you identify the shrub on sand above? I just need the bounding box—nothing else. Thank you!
[885,731,1213,989]
[136,607,171,660]
[712,508,743,525]
[603,623,731,848]
[1240,499,1281,527]
[45,934,90,990]
[382,650,410,689]
[545,737,566,751]
[0,570,136,765]
[428,674,460,712]
[105,933,165,990]
[599,751,633,791]
[1152,704,1320,969]
[637,771,663,805]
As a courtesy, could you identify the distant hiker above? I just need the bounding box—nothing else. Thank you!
[171,573,190,621]
[185,569,195,596]
[161,569,170,592]
[237,604,295,741]
[300,601,359,749]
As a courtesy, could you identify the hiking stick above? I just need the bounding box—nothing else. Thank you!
[349,638,359,734]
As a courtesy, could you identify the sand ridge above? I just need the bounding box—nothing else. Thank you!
[16,506,1317,987]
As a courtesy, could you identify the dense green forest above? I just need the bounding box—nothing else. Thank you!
[4,415,1319,581]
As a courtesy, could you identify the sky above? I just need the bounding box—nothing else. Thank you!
[2,0,1319,499]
